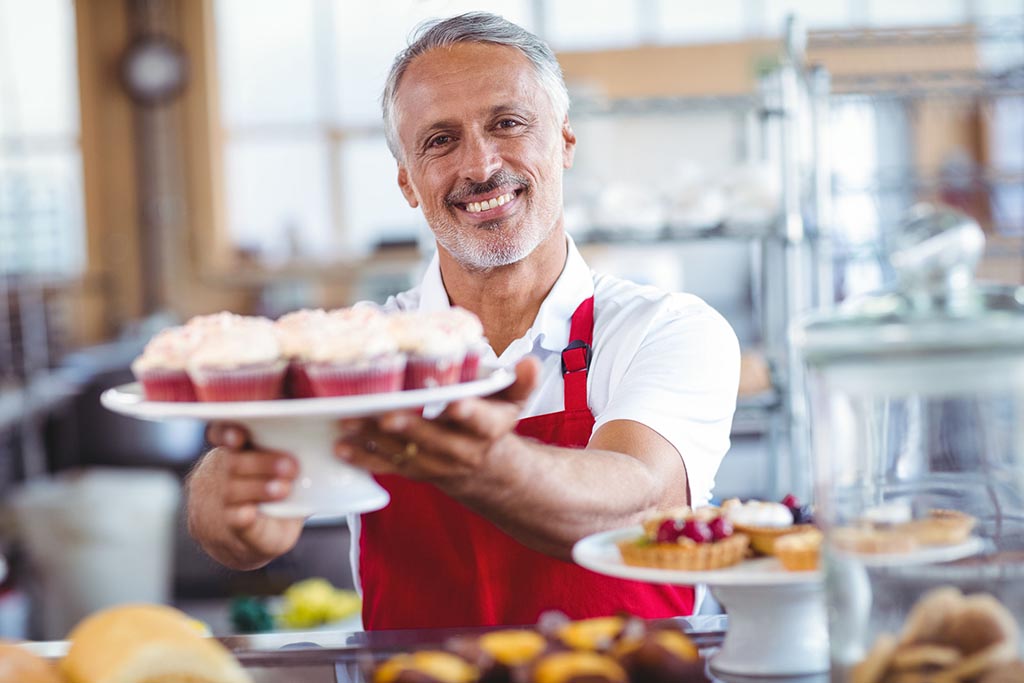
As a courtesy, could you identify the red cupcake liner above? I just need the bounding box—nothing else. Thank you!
[136,368,198,402]
[305,355,406,397]
[459,351,482,383]
[405,355,463,390]
[285,361,316,399]
[190,362,287,402]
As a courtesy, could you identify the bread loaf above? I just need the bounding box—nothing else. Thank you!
[59,604,251,683]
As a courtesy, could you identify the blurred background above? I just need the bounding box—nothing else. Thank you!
[0,0,1021,639]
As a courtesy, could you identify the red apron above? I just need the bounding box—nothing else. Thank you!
[359,296,695,629]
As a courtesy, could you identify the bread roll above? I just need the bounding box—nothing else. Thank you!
[60,604,251,683]
[0,642,64,683]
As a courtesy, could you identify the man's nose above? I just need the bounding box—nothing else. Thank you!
[459,132,502,183]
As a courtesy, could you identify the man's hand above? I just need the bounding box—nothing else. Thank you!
[186,423,304,570]
[333,356,539,488]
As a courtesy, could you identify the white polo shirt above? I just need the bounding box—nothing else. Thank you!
[348,236,740,589]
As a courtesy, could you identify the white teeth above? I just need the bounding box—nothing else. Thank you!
[464,191,515,214]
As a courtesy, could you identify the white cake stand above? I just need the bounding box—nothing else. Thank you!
[573,526,828,677]
[101,369,515,519]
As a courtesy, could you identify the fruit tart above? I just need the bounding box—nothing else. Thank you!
[618,506,749,571]
[722,494,816,556]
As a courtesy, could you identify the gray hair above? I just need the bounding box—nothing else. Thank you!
[381,12,570,160]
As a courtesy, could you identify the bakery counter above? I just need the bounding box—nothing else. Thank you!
[25,614,834,682]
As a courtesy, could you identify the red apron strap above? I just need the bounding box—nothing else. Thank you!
[561,297,594,413]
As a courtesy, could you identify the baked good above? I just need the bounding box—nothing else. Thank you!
[186,315,286,401]
[853,588,1020,683]
[0,642,64,683]
[273,308,329,398]
[555,616,627,652]
[305,316,405,396]
[446,629,549,683]
[611,626,708,683]
[59,603,251,683]
[900,509,976,546]
[774,528,822,571]
[429,307,488,382]
[831,526,918,555]
[389,312,466,390]
[372,651,479,683]
[721,497,813,556]
[529,651,628,683]
[618,507,749,571]
[131,325,202,402]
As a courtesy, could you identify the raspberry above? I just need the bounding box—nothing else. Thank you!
[680,519,713,544]
[708,516,733,541]
[655,519,684,543]
[781,493,800,508]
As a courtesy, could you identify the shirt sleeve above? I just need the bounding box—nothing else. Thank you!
[591,295,740,508]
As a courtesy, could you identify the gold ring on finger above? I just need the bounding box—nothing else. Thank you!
[392,442,418,466]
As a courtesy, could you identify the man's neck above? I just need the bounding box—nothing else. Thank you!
[438,230,568,356]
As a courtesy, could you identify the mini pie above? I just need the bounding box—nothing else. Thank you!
[774,528,822,571]
[619,506,749,571]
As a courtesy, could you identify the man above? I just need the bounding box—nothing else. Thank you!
[187,12,740,630]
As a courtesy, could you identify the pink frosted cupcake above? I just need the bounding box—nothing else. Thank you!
[389,311,467,390]
[187,317,287,402]
[304,319,405,397]
[274,308,329,398]
[430,307,489,382]
[131,326,202,402]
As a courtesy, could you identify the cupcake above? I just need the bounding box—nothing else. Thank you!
[611,624,709,683]
[618,506,749,571]
[131,325,202,402]
[389,312,466,390]
[304,318,405,397]
[447,629,550,683]
[722,497,814,556]
[274,309,328,398]
[187,316,287,402]
[430,307,489,382]
[371,651,478,683]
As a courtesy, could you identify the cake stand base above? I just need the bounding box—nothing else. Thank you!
[709,581,829,677]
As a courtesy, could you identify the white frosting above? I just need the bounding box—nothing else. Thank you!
[308,320,399,364]
[430,307,484,343]
[862,501,913,525]
[388,312,466,358]
[132,325,203,372]
[185,311,248,330]
[724,500,793,528]
[187,318,280,370]
[274,309,328,359]
[327,304,384,326]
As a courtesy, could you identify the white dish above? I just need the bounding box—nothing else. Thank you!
[572,525,822,586]
[100,369,515,421]
[101,368,515,518]
[829,536,986,568]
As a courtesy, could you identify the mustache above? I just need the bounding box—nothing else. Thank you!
[446,170,529,205]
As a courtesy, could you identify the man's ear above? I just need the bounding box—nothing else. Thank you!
[561,115,577,169]
[397,165,419,208]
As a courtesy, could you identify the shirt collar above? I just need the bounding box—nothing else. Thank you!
[415,235,594,353]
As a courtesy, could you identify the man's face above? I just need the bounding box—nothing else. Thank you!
[392,43,576,271]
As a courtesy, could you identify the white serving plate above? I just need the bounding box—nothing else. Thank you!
[101,368,515,518]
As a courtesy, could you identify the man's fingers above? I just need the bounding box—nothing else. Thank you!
[439,399,521,440]
[206,421,250,449]
[226,450,298,479]
[224,476,292,505]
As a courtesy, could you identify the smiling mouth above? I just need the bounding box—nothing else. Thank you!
[456,189,522,214]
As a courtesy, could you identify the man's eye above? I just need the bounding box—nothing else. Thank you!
[497,119,520,129]
[428,135,451,148]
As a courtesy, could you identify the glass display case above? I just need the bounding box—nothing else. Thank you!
[794,204,1024,679]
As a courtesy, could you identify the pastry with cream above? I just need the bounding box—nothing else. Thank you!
[618,506,749,571]
[186,315,286,402]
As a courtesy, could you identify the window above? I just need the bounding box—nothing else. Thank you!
[0,0,84,277]
[213,0,534,266]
